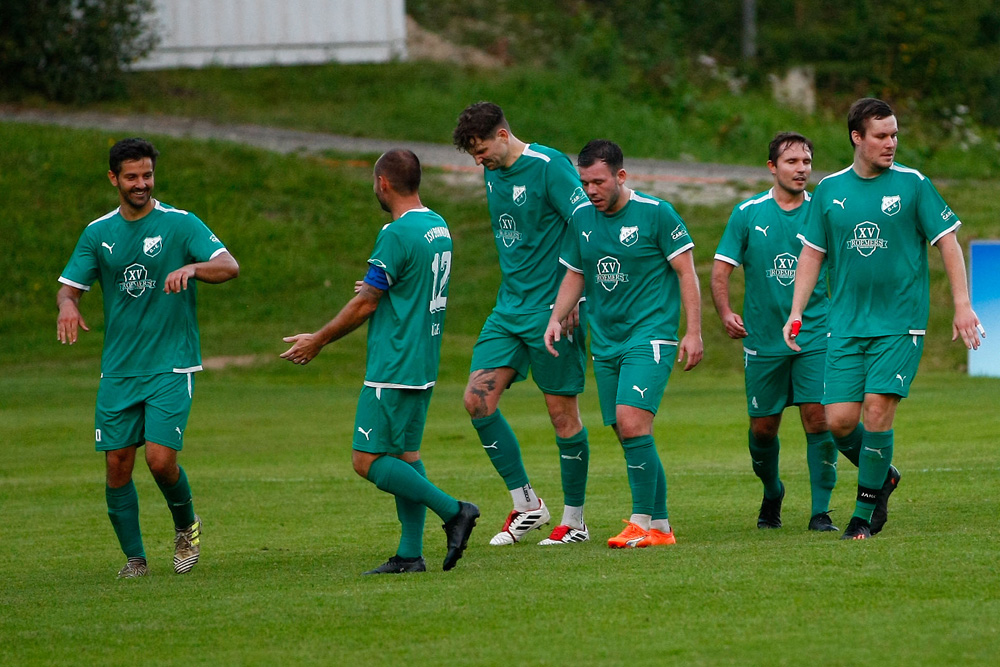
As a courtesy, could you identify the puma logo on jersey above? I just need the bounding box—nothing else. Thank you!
[175,427,183,437]
[833,198,847,209]
[581,231,592,241]
[896,373,906,385]
[751,458,764,466]
[102,242,115,254]
[357,427,373,440]
[863,446,884,459]
[632,385,648,398]
[755,225,769,236]
[627,463,647,470]
[560,451,583,461]
[487,182,493,193]
[483,441,498,450]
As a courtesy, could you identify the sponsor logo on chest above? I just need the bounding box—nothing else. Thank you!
[496,214,523,248]
[120,263,156,298]
[765,252,797,286]
[847,221,888,256]
[596,255,629,291]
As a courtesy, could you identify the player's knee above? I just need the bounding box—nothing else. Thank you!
[463,387,494,419]
[751,423,779,441]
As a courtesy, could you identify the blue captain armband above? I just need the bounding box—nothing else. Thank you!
[363,264,389,290]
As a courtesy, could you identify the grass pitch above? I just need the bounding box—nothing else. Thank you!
[2,367,998,665]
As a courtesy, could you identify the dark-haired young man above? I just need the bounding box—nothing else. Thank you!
[546,140,703,548]
[784,98,985,540]
[57,138,240,578]
[713,132,839,532]
[453,102,592,546]
[282,149,478,574]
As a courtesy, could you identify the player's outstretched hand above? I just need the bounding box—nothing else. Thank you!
[678,332,703,371]
[953,306,986,350]
[280,333,322,365]
[782,316,802,352]
[164,265,197,293]
[721,311,748,339]
[57,302,89,344]
[543,319,563,357]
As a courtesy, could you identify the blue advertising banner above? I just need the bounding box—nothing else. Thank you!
[969,241,1000,377]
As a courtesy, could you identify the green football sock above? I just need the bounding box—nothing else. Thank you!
[366,455,460,522]
[748,430,782,499]
[556,427,589,507]
[622,435,658,516]
[834,424,862,467]
[806,431,838,516]
[471,410,530,490]
[854,429,894,522]
[155,465,196,529]
[395,459,427,559]
[106,480,145,559]
[652,455,669,521]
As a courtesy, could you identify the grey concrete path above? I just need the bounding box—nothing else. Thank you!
[1,107,772,184]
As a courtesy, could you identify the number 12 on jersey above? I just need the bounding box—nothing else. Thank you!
[429,250,452,313]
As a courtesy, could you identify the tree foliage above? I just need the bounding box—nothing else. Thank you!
[409,0,1000,126]
[0,0,158,103]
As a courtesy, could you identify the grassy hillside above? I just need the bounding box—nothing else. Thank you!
[23,61,1000,180]
[3,123,996,381]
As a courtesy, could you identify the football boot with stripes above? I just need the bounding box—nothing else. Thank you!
[174,515,201,574]
[538,523,590,545]
[607,520,650,548]
[489,499,550,545]
[117,557,148,579]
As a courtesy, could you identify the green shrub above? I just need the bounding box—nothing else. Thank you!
[0,0,158,103]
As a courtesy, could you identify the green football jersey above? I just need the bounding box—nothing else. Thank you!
[58,200,228,377]
[800,163,960,337]
[561,190,694,360]
[484,143,588,314]
[364,207,452,389]
[715,188,829,356]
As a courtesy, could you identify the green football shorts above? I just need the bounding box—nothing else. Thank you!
[744,346,826,416]
[823,334,925,404]
[95,372,194,451]
[352,385,433,455]
[469,305,587,396]
[592,342,676,426]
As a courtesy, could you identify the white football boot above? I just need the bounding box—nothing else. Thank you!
[489,499,550,545]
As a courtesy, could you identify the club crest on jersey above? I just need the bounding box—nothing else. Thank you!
[766,252,797,286]
[143,235,163,257]
[569,187,587,206]
[847,221,888,257]
[120,263,156,298]
[881,195,901,217]
[496,214,523,248]
[512,185,527,206]
[619,226,639,247]
[596,255,629,292]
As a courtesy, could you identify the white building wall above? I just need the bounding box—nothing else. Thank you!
[135,0,406,70]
